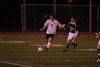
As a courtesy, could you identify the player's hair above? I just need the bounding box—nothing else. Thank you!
[71,16,77,21]
[49,13,56,18]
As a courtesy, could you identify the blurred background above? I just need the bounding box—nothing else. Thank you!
[0,0,99,32]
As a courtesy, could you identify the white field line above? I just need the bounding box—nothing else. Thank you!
[30,44,65,47]
[45,49,97,52]
[30,44,96,47]
[21,59,96,62]
[0,61,32,67]
[19,56,97,58]
[65,60,96,62]
[0,41,31,43]
[0,40,97,52]
[0,35,4,36]
[30,44,97,52]
[0,59,97,66]
[76,49,97,51]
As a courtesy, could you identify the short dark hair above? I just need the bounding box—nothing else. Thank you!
[49,13,55,18]
[71,16,76,21]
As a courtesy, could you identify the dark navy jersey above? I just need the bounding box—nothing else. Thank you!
[65,22,79,33]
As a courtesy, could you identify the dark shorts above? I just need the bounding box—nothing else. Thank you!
[45,34,55,39]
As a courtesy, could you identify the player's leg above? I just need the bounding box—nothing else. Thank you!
[66,39,72,48]
[71,32,78,49]
[45,34,54,52]
[63,39,72,52]
[97,40,100,63]
[45,34,49,52]
[46,37,52,50]
[63,33,73,52]
[71,37,77,49]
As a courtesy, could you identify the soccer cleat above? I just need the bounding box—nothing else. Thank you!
[45,47,48,52]
[97,59,100,63]
[74,44,77,49]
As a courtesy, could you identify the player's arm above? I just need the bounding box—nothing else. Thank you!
[57,21,62,29]
[57,22,66,30]
[62,24,70,30]
[68,23,74,30]
[62,24,66,30]
[66,23,70,29]
[95,31,100,39]
[71,24,77,29]
[40,26,46,31]
[40,20,48,31]
[62,22,69,30]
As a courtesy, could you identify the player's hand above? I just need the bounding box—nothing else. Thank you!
[96,35,99,39]
[40,29,42,31]
[95,32,99,38]
[70,27,75,30]
[62,28,66,30]
[95,32,99,35]
[40,27,46,31]
[62,24,65,27]
[61,24,66,30]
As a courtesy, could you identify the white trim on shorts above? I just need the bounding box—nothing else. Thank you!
[75,31,78,37]
[67,32,76,41]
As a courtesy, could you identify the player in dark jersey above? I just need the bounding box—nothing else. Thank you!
[63,16,79,52]
[96,30,100,63]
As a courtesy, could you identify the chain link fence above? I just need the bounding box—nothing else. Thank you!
[0,4,99,32]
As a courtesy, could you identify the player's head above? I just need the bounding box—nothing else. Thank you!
[71,16,76,23]
[49,13,55,21]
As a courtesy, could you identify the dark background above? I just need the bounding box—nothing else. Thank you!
[0,0,99,32]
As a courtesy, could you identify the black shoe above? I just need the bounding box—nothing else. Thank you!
[74,44,77,49]
[45,47,48,52]
[63,48,68,52]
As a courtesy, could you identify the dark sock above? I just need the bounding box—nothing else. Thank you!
[71,42,76,45]
[45,47,48,52]
[66,44,69,49]
[97,49,100,59]
[71,42,74,45]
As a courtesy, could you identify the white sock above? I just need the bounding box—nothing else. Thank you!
[47,42,51,48]
[72,39,75,43]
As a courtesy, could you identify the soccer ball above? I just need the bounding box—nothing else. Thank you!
[38,47,43,52]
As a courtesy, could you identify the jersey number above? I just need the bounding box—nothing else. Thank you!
[51,24,53,27]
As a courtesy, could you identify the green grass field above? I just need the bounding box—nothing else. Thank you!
[0,34,100,67]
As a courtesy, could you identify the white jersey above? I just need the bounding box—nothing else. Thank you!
[98,40,100,46]
[44,19,62,34]
[98,32,100,46]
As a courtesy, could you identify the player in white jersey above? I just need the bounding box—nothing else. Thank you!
[63,16,79,52]
[96,30,100,63]
[40,14,63,52]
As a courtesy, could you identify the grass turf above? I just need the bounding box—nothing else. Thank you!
[0,34,100,67]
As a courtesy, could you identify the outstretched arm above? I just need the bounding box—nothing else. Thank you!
[61,24,66,30]
[40,20,48,31]
[40,26,46,31]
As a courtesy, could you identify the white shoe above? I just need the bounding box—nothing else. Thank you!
[97,59,100,63]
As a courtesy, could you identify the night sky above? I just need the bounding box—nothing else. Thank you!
[0,0,99,22]
[0,0,99,31]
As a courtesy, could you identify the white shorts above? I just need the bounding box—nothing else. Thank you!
[98,40,100,46]
[67,32,77,41]
[75,31,78,37]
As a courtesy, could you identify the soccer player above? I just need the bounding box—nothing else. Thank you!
[63,16,79,52]
[96,31,100,63]
[40,14,63,52]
